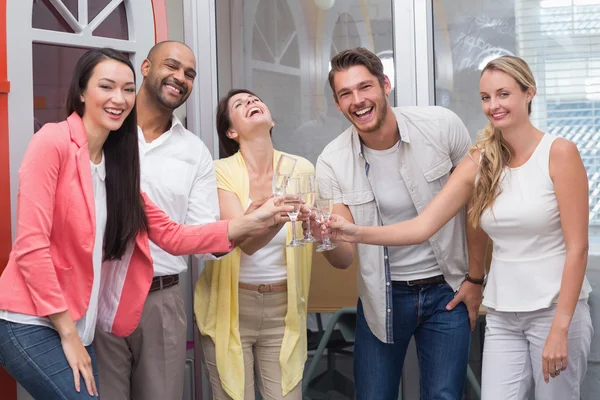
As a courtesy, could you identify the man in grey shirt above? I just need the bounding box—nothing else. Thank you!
[312,47,486,399]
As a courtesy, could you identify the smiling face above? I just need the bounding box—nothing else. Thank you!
[80,58,136,134]
[141,42,197,110]
[225,92,274,142]
[332,65,391,135]
[480,68,534,131]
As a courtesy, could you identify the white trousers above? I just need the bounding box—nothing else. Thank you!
[481,300,593,400]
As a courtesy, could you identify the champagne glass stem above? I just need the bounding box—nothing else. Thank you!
[291,218,298,243]
[322,214,331,246]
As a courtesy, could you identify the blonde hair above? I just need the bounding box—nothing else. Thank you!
[468,56,536,227]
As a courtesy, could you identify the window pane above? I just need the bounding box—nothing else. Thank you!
[216,0,395,164]
[32,0,78,33]
[32,43,131,132]
[32,43,89,132]
[92,2,128,40]
[433,0,600,239]
[89,0,112,22]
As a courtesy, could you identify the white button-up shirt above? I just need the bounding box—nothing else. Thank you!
[316,106,471,343]
[138,116,220,277]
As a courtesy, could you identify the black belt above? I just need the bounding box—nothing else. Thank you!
[149,274,179,293]
[393,275,445,287]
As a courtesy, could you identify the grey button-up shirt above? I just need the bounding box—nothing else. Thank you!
[316,106,471,343]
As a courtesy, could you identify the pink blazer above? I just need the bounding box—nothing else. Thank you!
[0,113,233,337]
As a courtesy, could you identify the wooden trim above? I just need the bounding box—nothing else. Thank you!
[151,0,168,42]
[0,0,17,398]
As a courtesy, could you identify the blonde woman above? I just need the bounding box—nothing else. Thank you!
[194,89,313,400]
[324,56,593,399]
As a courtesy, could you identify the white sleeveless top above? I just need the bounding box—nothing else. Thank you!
[481,134,591,311]
[238,200,288,284]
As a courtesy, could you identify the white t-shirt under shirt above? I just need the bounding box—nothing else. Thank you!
[362,144,442,282]
[0,155,107,346]
[238,200,287,284]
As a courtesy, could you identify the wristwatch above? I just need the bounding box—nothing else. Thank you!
[464,273,485,285]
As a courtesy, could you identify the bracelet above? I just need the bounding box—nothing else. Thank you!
[464,273,485,285]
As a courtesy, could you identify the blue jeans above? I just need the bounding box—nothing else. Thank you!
[354,281,471,400]
[0,319,99,399]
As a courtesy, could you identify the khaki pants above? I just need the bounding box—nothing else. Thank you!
[95,284,187,400]
[201,288,302,400]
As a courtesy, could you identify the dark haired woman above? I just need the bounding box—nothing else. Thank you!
[0,49,290,399]
[194,89,313,400]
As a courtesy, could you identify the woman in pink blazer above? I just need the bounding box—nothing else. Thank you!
[0,48,291,400]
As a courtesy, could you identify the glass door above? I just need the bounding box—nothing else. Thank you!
[215,0,396,164]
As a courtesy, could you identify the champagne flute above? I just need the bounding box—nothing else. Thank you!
[299,173,319,243]
[315,178,338,252]
[272,154,297,196]
[284,177,304,248]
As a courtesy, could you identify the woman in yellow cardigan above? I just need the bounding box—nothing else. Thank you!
[194,89,314,400]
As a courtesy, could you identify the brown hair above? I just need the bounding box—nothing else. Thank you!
[217,88,276,158]
[469,56,536,227]
[328,47,386,102]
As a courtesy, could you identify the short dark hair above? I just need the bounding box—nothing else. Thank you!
[67,48,147,260]
[216,88,272,158]
[328,47,386,102]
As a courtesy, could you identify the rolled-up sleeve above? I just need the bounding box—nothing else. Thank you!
[316,155,344,205]
[443,108,472,167]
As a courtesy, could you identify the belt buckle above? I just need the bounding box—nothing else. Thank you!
[257,284,266,293]
[406,279,418,287]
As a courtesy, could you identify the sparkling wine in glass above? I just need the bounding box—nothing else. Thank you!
[299,173,319,243]
[284,177,304,248]
[272,155,297,196]
[315,178,338,252]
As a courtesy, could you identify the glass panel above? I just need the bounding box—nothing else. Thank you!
[332,13,361,52]
[32,43,89,132]
[252,25,276,63]
[279,36,300,68]
[32,0,77,33]
[92,3,128,40]
[89,0,112,23]
[433,1,600,239]
[216,0,395,165]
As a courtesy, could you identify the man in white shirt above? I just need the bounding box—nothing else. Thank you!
[313,48,486,399]
[94,41,219,400]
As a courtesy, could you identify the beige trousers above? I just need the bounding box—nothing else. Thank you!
[201,287,302,400]
[94,284,187,400]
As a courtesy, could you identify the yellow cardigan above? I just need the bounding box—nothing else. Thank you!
[194,150,314,400]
